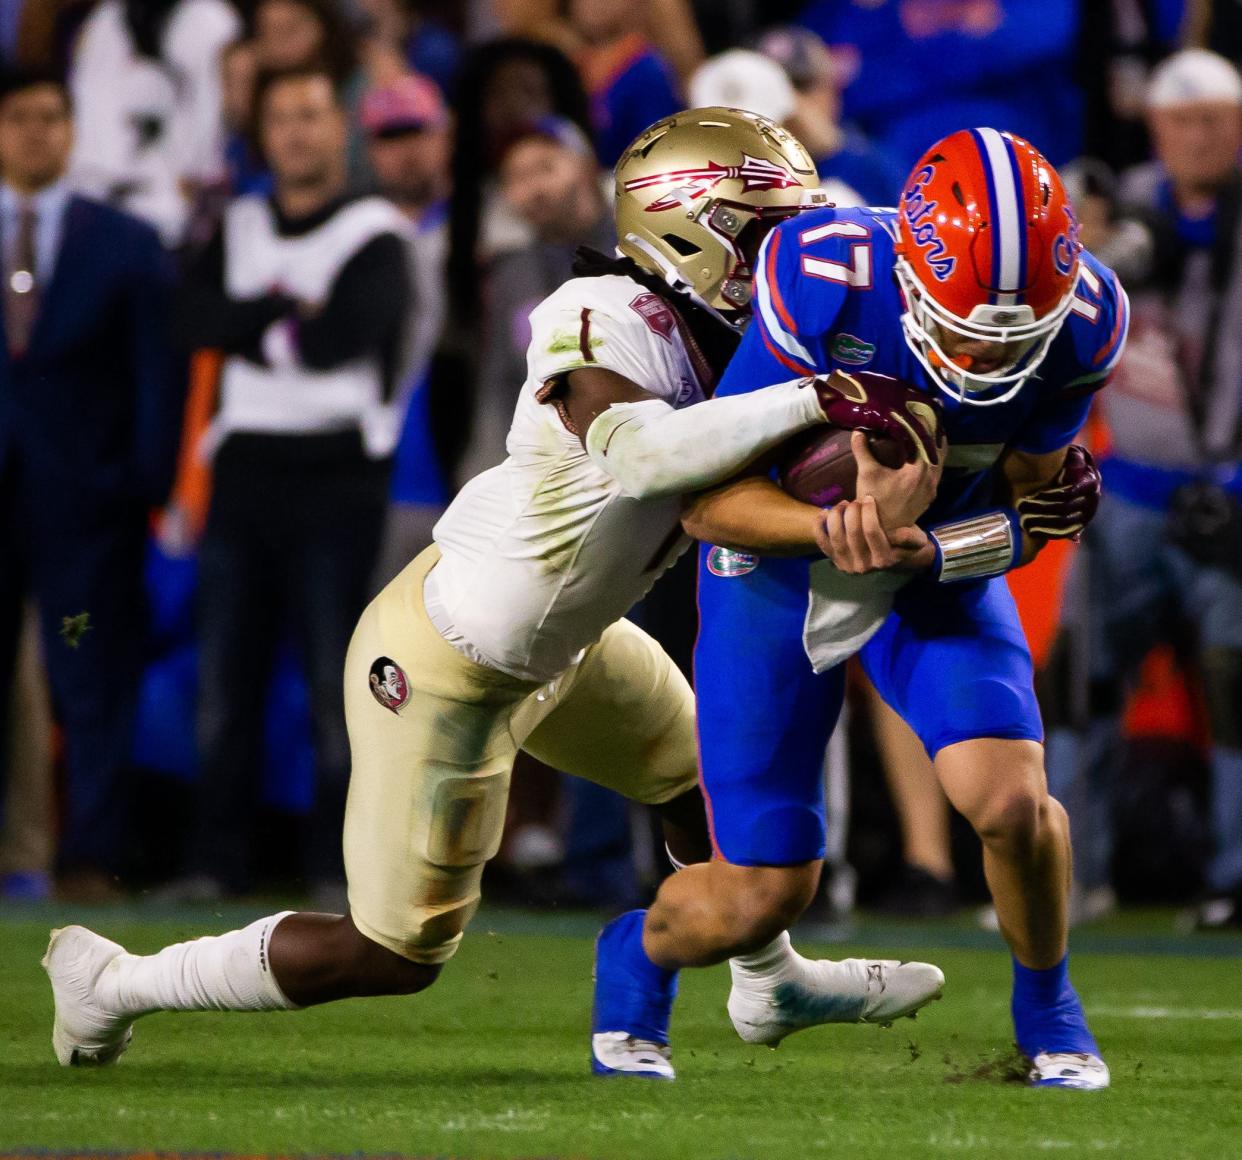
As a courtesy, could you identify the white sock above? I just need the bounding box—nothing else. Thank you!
[98,912,299,1018]
[665,845,688,872]
[663,849,802,985]
[730,931,799,984]
[662,851,805,986]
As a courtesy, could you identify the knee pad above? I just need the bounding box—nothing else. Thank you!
[423,767,509,867]
[412,767,510,958]
[355,767,510,967]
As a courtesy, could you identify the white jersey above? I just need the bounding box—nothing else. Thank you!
[429,274,709,681]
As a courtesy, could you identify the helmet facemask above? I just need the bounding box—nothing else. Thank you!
[705,197,819,314]
[623,193,827,328]
[895,255,1077,407]
[892,127,1085,408]
[614,108,825,329]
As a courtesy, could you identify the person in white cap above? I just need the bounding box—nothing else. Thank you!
[688,48,865,206]
[1045,46,1242,934]
[754,25,904,208]
[687,49,797,125]
[1122,48,1242,211]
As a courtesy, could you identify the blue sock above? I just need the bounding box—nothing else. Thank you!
[608,910,675,988]
[1011,955,1099,1059]
[593,909,678,1042]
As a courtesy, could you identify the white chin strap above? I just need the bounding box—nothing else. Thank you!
[896,258,1074,407]
[899,310,1052,407]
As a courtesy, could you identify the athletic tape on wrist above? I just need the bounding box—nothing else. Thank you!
[929,508,1021,583]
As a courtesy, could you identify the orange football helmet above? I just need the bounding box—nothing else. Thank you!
[894,128,1082,406]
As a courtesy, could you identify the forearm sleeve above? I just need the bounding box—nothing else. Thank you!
[173,231,292,354]
[296,234,411,371]
[584,378,823,500]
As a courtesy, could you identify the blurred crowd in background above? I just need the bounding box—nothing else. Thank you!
[2,0,1242,932]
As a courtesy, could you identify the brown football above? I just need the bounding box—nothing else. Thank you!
[776,426,906,507]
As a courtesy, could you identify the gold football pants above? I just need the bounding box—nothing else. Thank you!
[343,546,697,964]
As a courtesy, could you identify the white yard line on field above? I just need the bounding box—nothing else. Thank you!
[1088,1005,1242,1020]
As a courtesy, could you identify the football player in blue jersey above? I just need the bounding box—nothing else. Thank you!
[591,128,1127,1089]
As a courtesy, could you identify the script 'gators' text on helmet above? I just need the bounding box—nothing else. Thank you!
[895,128,1083,406]
[615,106,827,321]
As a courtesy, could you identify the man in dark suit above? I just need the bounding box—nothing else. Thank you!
[0,69,184,901]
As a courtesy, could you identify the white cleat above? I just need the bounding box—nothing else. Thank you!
[591,1031,675,1080]
[42,926,134,1067]
[1029,1051,1111,1090]
[729,957,945,1046]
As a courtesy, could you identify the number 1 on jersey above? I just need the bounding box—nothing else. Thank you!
[798,221,873,289]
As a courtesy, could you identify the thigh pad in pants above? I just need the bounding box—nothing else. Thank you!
[343,548,538,965]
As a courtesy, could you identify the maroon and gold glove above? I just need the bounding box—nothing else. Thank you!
[1015,444,1102,540]
[804,370,944,466]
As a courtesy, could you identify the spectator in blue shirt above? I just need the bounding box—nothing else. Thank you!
[354,0,461,98]
[755,24,904,206]
[0,70,184,901]
[797,0,1083,169]
[571,0,681,167]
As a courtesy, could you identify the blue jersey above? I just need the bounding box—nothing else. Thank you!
[694,206,1128,868]
[721,206,1129,526]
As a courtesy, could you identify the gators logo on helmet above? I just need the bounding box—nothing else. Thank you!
[894,127,1083,407]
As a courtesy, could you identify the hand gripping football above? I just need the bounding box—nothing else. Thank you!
[777,371,943,507]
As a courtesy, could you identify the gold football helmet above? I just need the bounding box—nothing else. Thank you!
[614,106,826,320]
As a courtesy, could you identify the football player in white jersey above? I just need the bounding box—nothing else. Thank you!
[43,109,943,1076]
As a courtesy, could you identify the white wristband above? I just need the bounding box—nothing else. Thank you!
[929,509,1022,583]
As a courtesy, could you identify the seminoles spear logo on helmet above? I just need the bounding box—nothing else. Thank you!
[894,127,1082,407]
[614,107,827,322]
[622,154,804,213]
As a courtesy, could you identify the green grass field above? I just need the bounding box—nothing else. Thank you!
[2,904,1240,1159]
